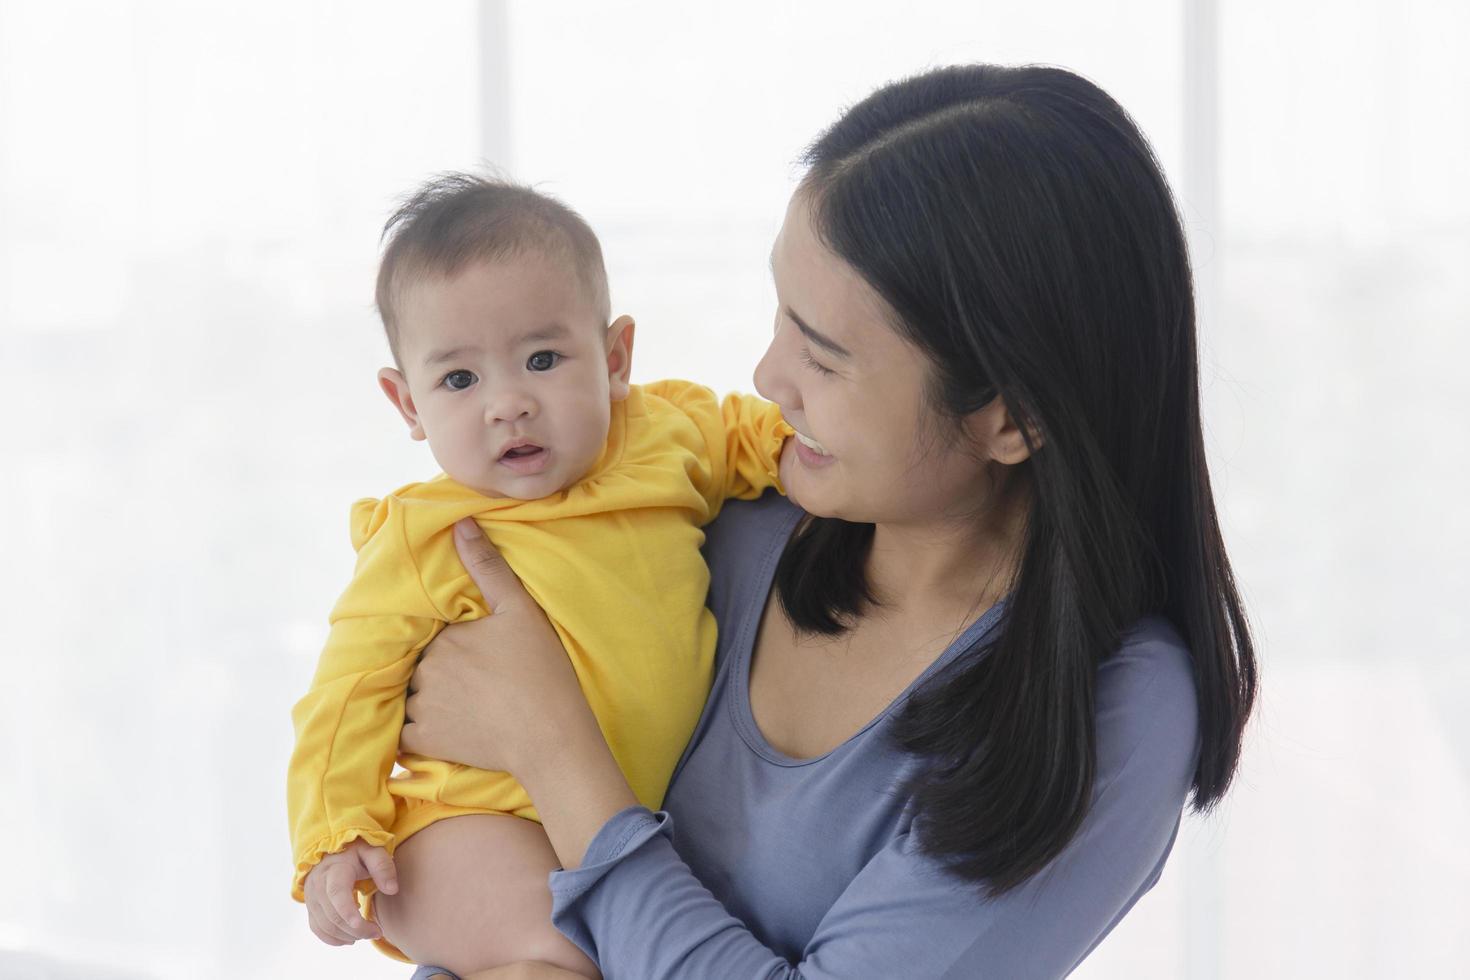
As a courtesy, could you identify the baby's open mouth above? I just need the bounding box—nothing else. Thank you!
[501,445,544,459]
[496,440,551,474]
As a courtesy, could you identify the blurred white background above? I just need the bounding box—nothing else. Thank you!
[1,1,1466,977]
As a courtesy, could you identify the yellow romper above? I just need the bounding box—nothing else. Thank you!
[285,380,791,960]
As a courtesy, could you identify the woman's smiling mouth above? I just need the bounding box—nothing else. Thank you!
[793,430,831,456]
[792,430,835,468]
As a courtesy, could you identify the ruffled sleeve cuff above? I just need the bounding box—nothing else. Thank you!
[548,805,673,958]
[290,826,395,902]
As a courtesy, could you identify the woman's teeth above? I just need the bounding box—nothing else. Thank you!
[794,431,831,456]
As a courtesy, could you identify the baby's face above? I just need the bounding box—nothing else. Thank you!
[384,253,629,500]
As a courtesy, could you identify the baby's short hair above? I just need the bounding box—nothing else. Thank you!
[375,172,610,367]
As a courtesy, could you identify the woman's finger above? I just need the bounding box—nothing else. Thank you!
[402,690,434,743]
[399,718,422,755]
[453,518,528,614]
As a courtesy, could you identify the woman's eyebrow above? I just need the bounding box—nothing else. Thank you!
[785,306,852,358]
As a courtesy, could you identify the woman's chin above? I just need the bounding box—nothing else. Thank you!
[781,451,853,520]
[782,473,836,519]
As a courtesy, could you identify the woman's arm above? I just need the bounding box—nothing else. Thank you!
[403,521,1200,978]
[548,628,1199,979]
[411,963,590,980]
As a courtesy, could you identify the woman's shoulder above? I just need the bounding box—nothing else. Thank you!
[1109,615,1194,683]
[1094,614,1200,785]
[701,490,801,573]
[702,487,802,538]
[699,492,803,630]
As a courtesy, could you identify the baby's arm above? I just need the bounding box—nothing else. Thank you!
[712,389,795,501]
[287,496,446,903]
[288,610,442,891]
[644,380,793,510]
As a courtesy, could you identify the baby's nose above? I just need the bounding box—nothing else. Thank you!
[485,389,536,424]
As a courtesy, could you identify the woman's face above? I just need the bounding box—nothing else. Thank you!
[755,190,994,527]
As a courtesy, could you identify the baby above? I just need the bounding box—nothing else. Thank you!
[286,174,792,977]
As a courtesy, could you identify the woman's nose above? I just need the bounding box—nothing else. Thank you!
[753,325,797,412]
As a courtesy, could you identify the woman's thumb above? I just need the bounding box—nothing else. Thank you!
[361,845,398,895]
[454,518,518,611]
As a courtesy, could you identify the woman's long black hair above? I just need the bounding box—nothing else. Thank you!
[774,64,1257,895]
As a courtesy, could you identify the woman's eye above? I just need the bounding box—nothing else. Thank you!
[441,370,477,391]
[527,350,561,372]
[799,347,836,377]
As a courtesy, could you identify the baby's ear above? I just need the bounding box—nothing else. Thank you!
[605,315,636,401]
[378,367,426,441]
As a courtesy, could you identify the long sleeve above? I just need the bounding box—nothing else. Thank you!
[641,380,792,512]
[546,623,1201,979]
[286,496,448,901]
[715,390,793,502]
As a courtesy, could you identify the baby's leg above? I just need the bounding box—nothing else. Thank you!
[374,813,600,979]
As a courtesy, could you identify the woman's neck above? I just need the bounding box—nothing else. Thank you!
[864,475,1029,621]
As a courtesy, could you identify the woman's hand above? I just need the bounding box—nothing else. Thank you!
[461,963,595,980]
[401,518,639,869]
[401,519,592,778]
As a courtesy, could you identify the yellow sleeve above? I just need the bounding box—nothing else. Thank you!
[285,495,446,902]
[643,379,793,513]
[717,390,794,501]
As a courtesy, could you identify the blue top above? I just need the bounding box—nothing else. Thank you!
[412,492,1201,980]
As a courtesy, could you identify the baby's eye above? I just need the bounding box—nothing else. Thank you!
[527,350,561,372]
[441,370,477,391]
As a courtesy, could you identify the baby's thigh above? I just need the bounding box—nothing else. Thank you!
[375,813,599,979]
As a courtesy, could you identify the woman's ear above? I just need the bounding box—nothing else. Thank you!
[378,367,427,441]
[965,395,1042,465]
[605,315,636,401]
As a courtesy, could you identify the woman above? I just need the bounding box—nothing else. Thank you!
[399,63,1256,979]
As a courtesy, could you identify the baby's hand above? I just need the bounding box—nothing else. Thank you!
[302,839,398,946]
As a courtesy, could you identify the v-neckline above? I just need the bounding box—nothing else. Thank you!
[727,509,1008,768]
